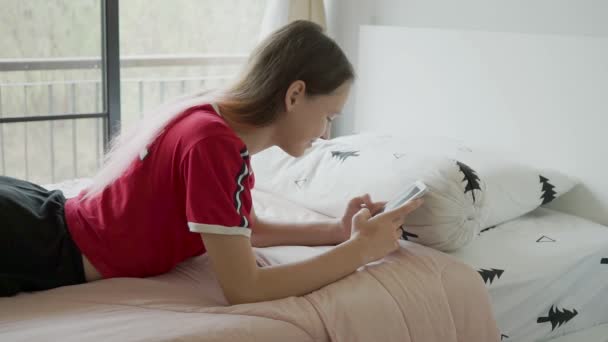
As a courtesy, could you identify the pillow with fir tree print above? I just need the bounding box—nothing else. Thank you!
[252,134,577,251]
[252,140,485,251]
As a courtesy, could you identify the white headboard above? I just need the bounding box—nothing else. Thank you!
[355,25,608,226]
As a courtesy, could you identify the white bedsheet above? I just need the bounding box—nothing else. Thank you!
[547,322,608,342]
[450,208,608,342]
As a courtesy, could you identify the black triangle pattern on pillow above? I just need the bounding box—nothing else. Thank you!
[540,175,557,205]
[477,268,504,285]
[401,229,418,241]
[456,161,482,203]
[331,150,360,163]
[479,225,497,235]
[500,333,509,340]
[294,178,308,188]
[537,235,556,243]
[537,305,578,331]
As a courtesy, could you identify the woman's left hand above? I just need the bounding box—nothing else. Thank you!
[334,194,387,243]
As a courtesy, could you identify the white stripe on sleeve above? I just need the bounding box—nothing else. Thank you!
[188,222,251,238]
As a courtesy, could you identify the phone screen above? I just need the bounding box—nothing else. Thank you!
[383,183,426,213]
[391,187,422,208]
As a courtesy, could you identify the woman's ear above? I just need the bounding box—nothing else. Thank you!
[284,80,306,112]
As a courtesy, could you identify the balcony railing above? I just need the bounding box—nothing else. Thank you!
[0,54,246,184]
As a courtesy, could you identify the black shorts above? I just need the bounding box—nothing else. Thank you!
[0,176,86,296]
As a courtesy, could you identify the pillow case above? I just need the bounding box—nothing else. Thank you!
[251,134,577,251]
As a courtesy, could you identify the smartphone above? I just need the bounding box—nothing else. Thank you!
[380,181,428,213]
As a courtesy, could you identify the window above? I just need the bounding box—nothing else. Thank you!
[0,0,103,184]
[0,0,267,184]
[119,0,267,129]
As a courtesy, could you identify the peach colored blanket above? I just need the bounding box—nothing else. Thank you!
[0,242,499,342]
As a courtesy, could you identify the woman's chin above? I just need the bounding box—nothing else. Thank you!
[283,144,309,158]
[277,140,314,158]
[291,148,307,158]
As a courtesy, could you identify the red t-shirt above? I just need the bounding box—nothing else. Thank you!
[64,104,255,278]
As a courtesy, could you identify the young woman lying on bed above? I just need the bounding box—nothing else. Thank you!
[0,20,423,303]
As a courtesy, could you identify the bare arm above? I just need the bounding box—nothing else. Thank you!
[201,232,366,305]
[249,194,387,248]
[202,198,423,305]
[249,207,343,247]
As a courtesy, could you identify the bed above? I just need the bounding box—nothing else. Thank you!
[18,178,601,342]
[351,25,608,341]
[0,180,499,341]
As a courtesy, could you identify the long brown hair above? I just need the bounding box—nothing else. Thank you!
[219,20,355,126]
[84,20,353,198]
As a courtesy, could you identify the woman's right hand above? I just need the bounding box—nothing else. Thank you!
[349,199,424,263]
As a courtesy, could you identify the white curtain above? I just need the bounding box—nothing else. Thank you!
[258,0,327,41]
[258,0,332,138]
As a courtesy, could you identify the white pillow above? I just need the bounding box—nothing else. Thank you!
[252,134,577,251]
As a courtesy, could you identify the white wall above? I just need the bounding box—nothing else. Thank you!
[354,26,608,225]
[324,0,608,137]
